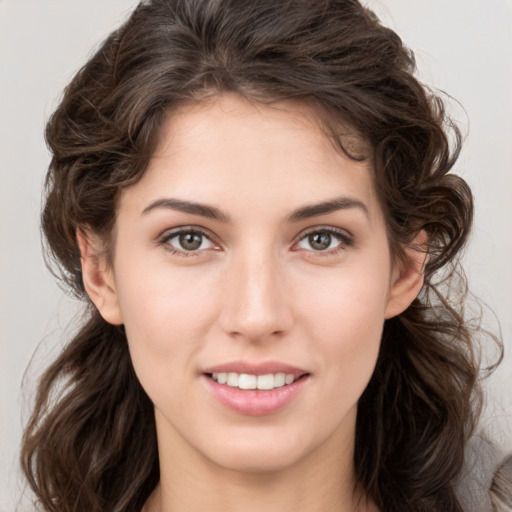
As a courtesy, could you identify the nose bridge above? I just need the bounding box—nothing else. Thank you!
[219,242,291,342]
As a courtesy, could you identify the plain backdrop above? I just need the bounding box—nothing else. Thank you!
[1,1,511,510]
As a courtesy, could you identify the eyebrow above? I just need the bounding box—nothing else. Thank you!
[142,198,231,222]
[141,196,369,223]
[288,196,369,222]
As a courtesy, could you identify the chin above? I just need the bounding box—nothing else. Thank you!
[210,449,306,474]
[199,427,318,474]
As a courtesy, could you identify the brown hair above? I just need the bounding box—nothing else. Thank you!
[21,1,501,510]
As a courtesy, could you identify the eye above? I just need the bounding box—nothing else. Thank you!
[295,228,352,253]
[160,229,217,254]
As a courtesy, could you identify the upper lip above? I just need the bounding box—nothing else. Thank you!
[203,361,309,377]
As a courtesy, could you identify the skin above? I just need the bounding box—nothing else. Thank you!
[79,94,425,512]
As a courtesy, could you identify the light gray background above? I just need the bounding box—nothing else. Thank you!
[1,1,511,510]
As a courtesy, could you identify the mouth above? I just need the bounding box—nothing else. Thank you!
[205,371,308,391]
[202,362,310,415]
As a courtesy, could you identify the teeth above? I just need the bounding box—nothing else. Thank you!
[257,374,274,390]
[239,374,257,390]
[274,373,286,387]
[227,372,238,387]
[211,372,298,390]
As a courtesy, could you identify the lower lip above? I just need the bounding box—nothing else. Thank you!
[202,375,309,416]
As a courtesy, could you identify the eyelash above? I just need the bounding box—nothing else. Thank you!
[157,226,354,257]
[158,227,218,257]
[293,227,354,256]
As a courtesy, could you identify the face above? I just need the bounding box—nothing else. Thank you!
[83,94,422,476]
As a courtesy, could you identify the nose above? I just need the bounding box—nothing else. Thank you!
[218,249,293,343]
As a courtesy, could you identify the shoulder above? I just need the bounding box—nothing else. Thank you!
[455,433,505,512]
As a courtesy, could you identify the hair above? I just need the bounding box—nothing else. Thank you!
[21,1,501,511]
[490,454,512,511]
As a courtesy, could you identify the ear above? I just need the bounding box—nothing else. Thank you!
[77,228,123,325]
[384,230,428,319]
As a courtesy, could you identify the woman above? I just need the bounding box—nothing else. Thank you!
[20,0,502,510]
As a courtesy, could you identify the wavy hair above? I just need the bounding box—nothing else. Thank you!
[22,1,499,510]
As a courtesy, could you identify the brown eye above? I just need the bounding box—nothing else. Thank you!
[179,232,203,251]
[162,229,216,254]
[308,232,332,251]
[295,228,352,253]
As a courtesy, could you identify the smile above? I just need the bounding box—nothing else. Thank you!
[210,372,298,390]
[202,363,310,416]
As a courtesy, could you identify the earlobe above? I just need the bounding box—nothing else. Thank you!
[77,229,123,325]
[384,230,428,319]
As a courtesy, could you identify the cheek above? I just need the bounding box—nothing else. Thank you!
[112,256,221,386]
[313,291,384,380]
[295,258,391,384]
[116,249,217,328]
[299,262,390,335]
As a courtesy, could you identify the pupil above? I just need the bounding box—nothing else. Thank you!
[179,232,202,250]
[309,232,331,250]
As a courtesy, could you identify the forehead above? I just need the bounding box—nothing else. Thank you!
[118,94,382,222]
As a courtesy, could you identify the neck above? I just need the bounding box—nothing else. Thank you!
[144,409,377,512]
[146,474,373,512]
